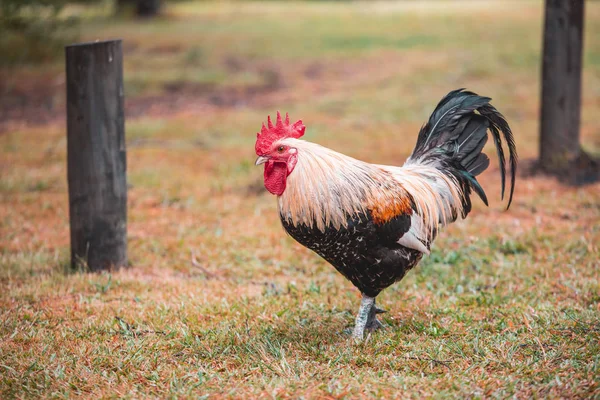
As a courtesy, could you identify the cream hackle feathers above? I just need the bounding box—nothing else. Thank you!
[275,138,466,240]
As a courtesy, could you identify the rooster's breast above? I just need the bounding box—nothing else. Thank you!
[280,211,423,297]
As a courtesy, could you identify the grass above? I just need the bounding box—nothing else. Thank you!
[1,0,600,398]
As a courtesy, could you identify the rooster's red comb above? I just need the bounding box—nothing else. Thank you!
[255,111,305,155]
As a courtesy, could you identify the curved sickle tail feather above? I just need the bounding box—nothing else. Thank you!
[407,89,518,210]
[478,101,518,208]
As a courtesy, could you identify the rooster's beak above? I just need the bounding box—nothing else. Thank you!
[255,156,269,166]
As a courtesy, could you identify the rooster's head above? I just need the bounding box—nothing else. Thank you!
[255,111,305,196]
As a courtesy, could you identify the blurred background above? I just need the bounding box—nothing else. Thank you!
[1,1,599,397]
[2,0,597,143]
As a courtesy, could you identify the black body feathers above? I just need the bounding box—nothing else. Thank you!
[282,212,422,297]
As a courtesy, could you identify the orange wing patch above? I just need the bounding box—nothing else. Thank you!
[369,195,412,225]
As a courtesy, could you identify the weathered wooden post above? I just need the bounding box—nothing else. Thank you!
[66,40,127,272]
[539,0,585,172]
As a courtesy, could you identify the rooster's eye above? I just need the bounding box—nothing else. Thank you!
[277,146,285,152]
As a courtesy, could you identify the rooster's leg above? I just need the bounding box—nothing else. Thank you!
[352,294,385,340]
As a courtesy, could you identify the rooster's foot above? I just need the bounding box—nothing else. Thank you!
[352,295,386,341]
[365,306,386,332]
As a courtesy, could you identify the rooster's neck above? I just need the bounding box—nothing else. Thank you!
[276,139,403,232]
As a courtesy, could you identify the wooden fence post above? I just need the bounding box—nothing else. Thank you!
[66,40,127,272]
[539,0,585,172]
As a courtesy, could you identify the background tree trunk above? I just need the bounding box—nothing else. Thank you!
[539,0,585,173]
[116,0,162,17]
[136,0,162,17]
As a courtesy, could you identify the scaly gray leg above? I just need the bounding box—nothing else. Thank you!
[352,295,386,340]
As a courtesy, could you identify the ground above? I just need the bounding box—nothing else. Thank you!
[1,1,600,398]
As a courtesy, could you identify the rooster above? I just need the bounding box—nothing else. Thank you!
[254,89,517,340]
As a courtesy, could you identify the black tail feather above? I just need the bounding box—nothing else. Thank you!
[466,153,490,176]
[456,115,488,169]
[409,89,518,210]
[478,103,518,208]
